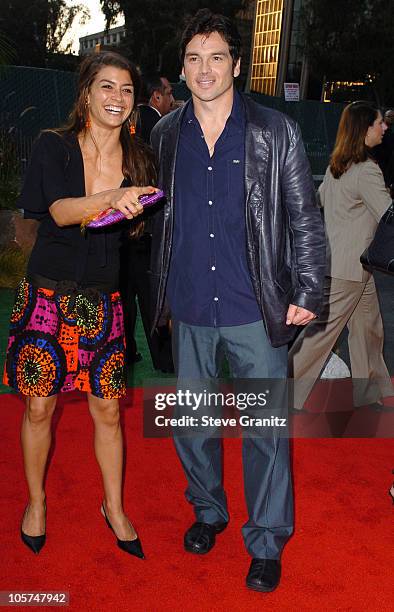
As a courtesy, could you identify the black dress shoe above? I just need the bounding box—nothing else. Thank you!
[101,504,145,559]
[246,558,281,593]
[21,504,46,555]
[184,521,227,554]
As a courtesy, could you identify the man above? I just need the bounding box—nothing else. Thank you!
[120,73,175,371]
[150,9,325,593]
[136,73,174,143]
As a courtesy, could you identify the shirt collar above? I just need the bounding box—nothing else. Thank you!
[138,103,162,117]
[184,89,245,133]
[149,105,162,117]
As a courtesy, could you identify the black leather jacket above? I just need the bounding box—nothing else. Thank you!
[150,94,325,347]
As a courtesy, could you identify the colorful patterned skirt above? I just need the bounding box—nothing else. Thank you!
[3,279,126,399]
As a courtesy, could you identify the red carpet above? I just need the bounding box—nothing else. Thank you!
[0,390,393,611]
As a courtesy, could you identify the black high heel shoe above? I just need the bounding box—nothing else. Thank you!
[389,471,394,505]
[101,503,145,559]
[21,503,46,554]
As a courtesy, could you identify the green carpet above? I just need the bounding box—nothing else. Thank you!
[0,288,170,394]
[0,289,15,394]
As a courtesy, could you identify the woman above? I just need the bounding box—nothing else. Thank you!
[3,51,157,556]
[289,101,393,412]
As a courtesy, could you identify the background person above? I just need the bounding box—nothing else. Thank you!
[372,108,394,191]
[120,72,175,372]
[3,51,156,557]
[289,101,394,413]
[136,73,174,142]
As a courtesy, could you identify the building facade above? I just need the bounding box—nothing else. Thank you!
[247,0,308,98]
[79,25,126,56]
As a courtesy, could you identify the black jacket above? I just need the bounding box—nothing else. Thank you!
[150,94,326,347]
[136,104,162,144]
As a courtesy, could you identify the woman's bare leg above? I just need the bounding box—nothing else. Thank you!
[21,395,57,535]
[87,394,136,540]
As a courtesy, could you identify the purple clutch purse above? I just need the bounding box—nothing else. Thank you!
[86,190,164,229]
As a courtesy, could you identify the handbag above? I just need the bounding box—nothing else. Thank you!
[360,202,394,275]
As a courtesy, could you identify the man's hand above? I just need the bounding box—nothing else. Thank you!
[286,304,316,326]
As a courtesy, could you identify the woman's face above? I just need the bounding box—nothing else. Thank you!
[365,111,387,147]
[86,65,134,130]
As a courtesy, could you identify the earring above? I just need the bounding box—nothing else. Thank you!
[129,118,136,136]
[84,97,91,129]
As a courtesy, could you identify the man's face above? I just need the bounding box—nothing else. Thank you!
[154,78,174,115]
[182,31,240,103]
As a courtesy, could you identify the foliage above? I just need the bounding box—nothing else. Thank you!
[0,130,20,211]
[301,0,394,105]
[0,0,89,66]
[1,0,49,66]
[47,0,90,55]
[45,52,81,72]
[100,0,245,79]
[0,245,28,288]
[0,31,16,67]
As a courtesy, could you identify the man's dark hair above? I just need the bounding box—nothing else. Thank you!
[180,8,242,68]
[139,73,167,104]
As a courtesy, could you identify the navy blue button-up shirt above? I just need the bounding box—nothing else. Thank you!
[166,91,262,327]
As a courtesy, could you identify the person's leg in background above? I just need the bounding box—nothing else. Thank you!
[347,273,394,406]
[134,234,174,372]
[289,277,365,411]
[121,235,174,372]
[119,239,139,364]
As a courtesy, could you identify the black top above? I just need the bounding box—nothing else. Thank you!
[372,129,394,187]
[20,131,129,287]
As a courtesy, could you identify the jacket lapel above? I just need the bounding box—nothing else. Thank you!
[161,123,180,205]
[160,102,190,204]
[244,98,271,209]
[243,97,272,297]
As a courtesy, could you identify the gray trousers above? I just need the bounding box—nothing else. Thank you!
[172,319,293,559]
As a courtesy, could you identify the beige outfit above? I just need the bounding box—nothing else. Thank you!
[289,159,393,408]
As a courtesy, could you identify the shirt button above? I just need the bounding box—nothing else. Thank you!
[214,297,219,302]
[210,233,214,238]
[208,166,212,171]
[211,266,216,271]
[208,200,213,206]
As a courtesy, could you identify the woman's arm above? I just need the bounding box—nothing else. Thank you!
[49,185,156,227]
[358,161,392,221]
[317,169,328,208]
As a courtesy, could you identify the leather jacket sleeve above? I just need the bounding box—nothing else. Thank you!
[282,122,326,315]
